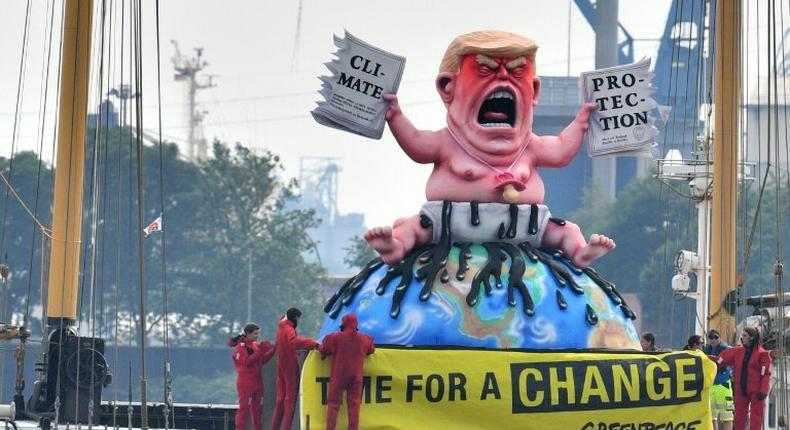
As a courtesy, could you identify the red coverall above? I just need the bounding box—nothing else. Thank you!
[270,318,318,430]
[717,345,772,430]
[319,314,375,430]
[232,339,275,430]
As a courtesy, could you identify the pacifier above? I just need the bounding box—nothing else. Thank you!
[494,171,526,204]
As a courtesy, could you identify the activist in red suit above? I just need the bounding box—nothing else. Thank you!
[230,323,275,430]
[319,313,375,430]
[715,326,772,430]
[270,308,318,430]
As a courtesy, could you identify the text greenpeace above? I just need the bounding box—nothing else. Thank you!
[300,348,715,430]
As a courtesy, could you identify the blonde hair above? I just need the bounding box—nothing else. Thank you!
[439,30,539,74]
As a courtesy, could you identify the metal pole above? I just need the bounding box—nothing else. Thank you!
[188,74,197,162]
[132,1,148,427]
[695,196,710,335]
[247,254,252,322]
[566,0,572,77]
[591,0,618,203]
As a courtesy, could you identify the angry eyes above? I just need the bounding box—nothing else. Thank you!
[475,56,527,78]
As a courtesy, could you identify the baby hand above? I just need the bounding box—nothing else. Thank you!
[383,93,401,121]
[575,103,598,129]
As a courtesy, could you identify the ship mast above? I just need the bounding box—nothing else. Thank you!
[48,0,93,327]
[25,0,101,423]
[709,0,740,340]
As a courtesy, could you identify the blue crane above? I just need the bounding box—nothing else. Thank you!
[573,0,635,65]
[574,0,707,154]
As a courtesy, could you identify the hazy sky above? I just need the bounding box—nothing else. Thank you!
[0,0,673,228]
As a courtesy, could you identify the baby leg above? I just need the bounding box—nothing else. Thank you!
[542,220,615,268]
[364,214,433,264]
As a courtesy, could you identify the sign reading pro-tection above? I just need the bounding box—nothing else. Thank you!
[300,347,715,430]
[580,58,661,158]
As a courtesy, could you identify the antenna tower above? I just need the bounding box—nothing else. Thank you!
[171,40,215,162]
[107,84,137,128]
[299,157,341,224]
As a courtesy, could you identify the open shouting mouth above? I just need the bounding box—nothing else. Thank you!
[478,89,516,128]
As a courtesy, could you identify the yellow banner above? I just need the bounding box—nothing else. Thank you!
[300,347,715,430]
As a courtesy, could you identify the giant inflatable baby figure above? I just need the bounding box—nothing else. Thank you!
[365,31,615,267]
[364,30,613,268]
[319,30,639,351]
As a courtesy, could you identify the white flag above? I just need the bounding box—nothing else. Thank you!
[143,214,163,237]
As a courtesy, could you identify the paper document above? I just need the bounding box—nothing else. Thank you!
[580,58,663,157]
[312,31,406,139]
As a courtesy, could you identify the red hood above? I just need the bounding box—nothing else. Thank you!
[342,313,358,331]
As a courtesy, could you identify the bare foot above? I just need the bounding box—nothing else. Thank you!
[571,234,616,268]
[364,226,406,264]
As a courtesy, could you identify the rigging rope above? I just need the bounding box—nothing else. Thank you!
[0,3,33,400]
[112,1,127,426]
[26,0,59,332]
[78,0,110,422]
[131,1,150,427]
[656,0,683,346]
[153,2,175,428]
[290,0,303,72]
[779,0,790,418]
[738,0,752,334]
[666,0,703,346]
[694,0,714,337]
[38,0,65,416]
[14,0,59,413]
[680,0,699,341]
[0,172,52,239]
[70,0,107,421]
[125,0,136,419]
[0,0,33,262]
[769,0,787,421]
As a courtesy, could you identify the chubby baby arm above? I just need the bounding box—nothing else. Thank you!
[365,214,433,264]
[383,93,443,164]
[533,103,597,168]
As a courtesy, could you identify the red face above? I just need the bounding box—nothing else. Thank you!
[444,54,539,157]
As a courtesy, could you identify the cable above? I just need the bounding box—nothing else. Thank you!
[0,0,33,263]
[111,3,127,427]
[131,1,150,427]
[154,2,174,428]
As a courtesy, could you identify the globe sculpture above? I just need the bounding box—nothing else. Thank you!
[320,202,640,349]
